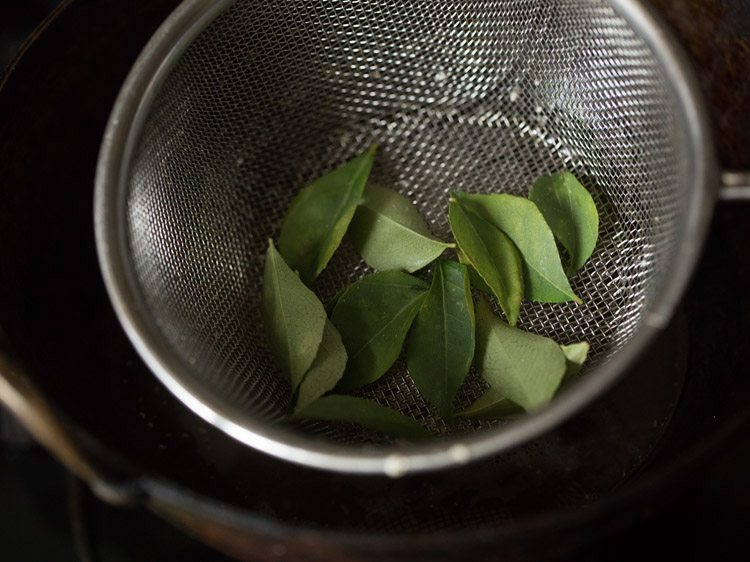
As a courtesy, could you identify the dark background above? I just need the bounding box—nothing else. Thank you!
[0,2,231,560]
[1,2,749,561]
[0,2,56,64]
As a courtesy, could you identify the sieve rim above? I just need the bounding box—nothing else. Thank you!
[94,0,717,475]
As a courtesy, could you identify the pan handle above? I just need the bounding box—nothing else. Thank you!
[0,350,142,506]
[719,171,750,201]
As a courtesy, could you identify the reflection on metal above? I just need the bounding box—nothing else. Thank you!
[720,171,750,201]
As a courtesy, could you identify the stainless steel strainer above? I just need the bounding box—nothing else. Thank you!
[95,0,720,475]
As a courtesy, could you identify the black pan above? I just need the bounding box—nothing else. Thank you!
[1,1,749,560]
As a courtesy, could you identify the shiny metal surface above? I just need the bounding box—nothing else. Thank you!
[95,0,715,474]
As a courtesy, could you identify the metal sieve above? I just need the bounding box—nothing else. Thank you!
[95,0,721,475]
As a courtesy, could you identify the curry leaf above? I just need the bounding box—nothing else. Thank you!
[475,297,567,411]
[294,320,348,413]
[560,341,590,384]
[406,261,475,418]
[331,271,428,391]
[456,247,493,295]
[529,172,599,275]
[325,285,351,317]
[279,145,377,284]
[294,395,432,441]
[262,240,327,391]
[350,185,453,272]
[458,388,523,420]
[448,199,524,325]
[454,192,581,304]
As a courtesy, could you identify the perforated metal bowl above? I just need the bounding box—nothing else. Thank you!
[95,0,716,475]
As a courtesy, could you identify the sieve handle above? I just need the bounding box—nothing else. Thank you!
[719,171,750,201]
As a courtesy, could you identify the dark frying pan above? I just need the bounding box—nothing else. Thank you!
[1,1,749,560]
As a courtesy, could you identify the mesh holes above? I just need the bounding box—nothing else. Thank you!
[126,0,688,443]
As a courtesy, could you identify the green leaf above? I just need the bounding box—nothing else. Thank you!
[349,185,453,272]
[456,247,493,295]
[262,240,327,391]
[560,341,590,384]
[458,388,523,420]
[454,192,581,304]
[325,285,351,317]
[294,395,432,441]
[279,145,377,284]
[529,172,599,275]
[331,271,428,391]
[294,320,348,414]
[406,261,475,418]
[474,297,567,411]
[448,199,524,325]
